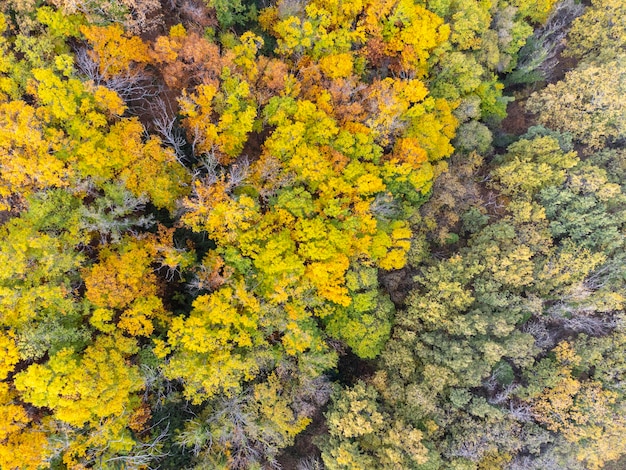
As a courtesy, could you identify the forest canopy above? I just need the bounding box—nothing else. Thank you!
[0,0,625,469]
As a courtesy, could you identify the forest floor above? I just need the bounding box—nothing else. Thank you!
[277,408,326,469]
[500,99,533,136]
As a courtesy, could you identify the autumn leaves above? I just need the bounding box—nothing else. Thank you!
[0,0,460,466]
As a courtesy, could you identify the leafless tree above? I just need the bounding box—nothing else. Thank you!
[297,457,325,470]
[207,396,267,470]
[563,314,618,336]
[178,0,214,29]
[522,319,555,349]
[79,184,154,244]
[141,365,176,410]
[511,0,585,84]
[75,46,159,106]
[194,147,220,183]
[489,383,519,405]
[228,157,251,189]
[508,401,534,423]
[537,0,585,77]
[583,262,613,290]
[371,193,400,219]
[507,449,586,470]
[483,191,506,211]
[102,422,170,469]
[448,439,485,461]
[255,155,295,199]
[151,98,188,163]
[507,455,543,470]
[175,418,211,457]
[277,0,307,19]
[175,392,287,470]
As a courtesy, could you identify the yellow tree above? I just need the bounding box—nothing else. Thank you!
[0,382,50,470]
[80,24,150,79]
[83,236,171,337]
[565,0,626,63]
[526,56,626,150]
[156,283,265,404]
[530,342,626,469]
[13,333,144,467]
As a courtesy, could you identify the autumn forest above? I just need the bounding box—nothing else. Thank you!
[0,0,625,468]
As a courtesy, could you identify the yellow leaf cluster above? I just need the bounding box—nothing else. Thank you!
[0,332,19,380]
[84,241,157,310]
[80,24,150,78]
[0,383,49,470]
[14,334,142,428]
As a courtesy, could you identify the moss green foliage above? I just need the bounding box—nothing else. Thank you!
[1,0,626,469]
[322,9,626,461]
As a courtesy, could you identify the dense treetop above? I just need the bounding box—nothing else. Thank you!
[0,0,624,469]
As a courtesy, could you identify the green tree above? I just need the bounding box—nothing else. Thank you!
[321,382,430,470]
[526,56,626,149]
